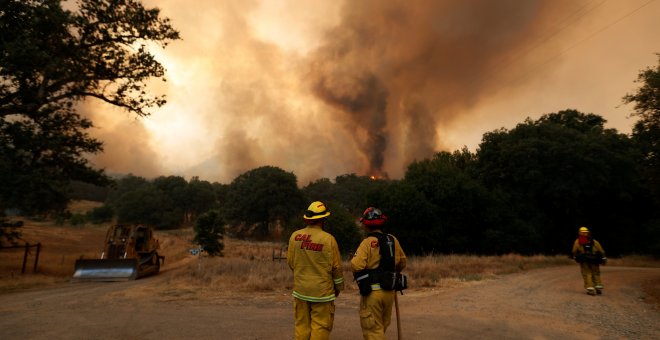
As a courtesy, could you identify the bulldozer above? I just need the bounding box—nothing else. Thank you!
[73,224,164,281]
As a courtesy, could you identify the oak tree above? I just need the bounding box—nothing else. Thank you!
[0,0,180,214]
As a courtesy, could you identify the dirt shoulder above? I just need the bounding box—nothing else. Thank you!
[0,265,658,340]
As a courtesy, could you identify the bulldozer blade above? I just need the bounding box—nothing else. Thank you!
[72,259,139,281]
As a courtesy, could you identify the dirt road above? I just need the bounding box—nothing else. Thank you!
[1,265,658,340]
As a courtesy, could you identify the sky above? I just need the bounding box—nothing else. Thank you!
[84,0,660,185]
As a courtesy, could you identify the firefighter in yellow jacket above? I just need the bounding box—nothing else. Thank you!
[287,201,344,340]
[351,207,407,340]
[572,226,607,295]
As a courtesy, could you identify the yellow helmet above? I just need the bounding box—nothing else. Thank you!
[579,226,589,233]
[304,201,331,220]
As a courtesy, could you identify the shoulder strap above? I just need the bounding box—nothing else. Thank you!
[581,239,596,255]
[368,232,395,272]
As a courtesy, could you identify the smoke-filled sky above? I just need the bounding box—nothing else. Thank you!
[86,0,660,185]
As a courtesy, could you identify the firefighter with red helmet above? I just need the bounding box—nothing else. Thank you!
[351,207,407,340]
[287,201,344,340]
[572,226,607,295]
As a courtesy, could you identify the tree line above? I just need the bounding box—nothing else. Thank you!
[64,104,660,258]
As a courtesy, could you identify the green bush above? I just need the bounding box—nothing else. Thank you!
[70,213,86,226]
[86,205,114,224]
[194,210,225,256]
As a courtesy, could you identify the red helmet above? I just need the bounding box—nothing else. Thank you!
[360,207,387,227]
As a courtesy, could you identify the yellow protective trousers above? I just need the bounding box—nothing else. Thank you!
[359,289,395,340]
[580,262,603,289]
[293,298,335,340]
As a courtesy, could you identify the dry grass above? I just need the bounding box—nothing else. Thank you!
[177,253,548,293]
[607,255,660,268]
[155,239,296,300]
[0,221,108,277]
[0,210,194,293]
[170,250,660,298]
[223,238,286,260]
[2,208,659,297]
[67,200,104,214]
[156,228,197,264]
[166,250,660,300]
[185,257,293,292]
[406,254,574,287]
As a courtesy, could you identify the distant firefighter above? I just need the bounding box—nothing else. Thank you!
[572,226,607,295]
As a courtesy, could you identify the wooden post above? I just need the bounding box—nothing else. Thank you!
[394,292,402,340]
[273,247,286,261]
[21,242,29,274]
[33,243,41,273]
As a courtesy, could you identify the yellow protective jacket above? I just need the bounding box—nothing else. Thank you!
[351,231,407,290]
[572,238,605,257]
[287,225,344,302]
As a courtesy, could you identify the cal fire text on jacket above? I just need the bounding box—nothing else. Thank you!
[295,234,324,251]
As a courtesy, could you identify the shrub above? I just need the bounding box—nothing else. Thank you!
[69,213,86,226]
[194,210,225,256]
[86,205,114,224]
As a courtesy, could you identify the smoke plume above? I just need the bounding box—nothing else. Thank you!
[84,0,657,184]
[304,0,571,177]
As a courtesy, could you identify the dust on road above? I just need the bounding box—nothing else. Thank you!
[0,265,658,340]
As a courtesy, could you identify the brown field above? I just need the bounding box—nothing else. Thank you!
[66,200,106,215]
[1,201,658,298]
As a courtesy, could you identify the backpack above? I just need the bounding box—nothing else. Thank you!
[354,232,408,296]
[575,239,604,264]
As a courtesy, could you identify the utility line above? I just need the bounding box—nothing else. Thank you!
[501,0,657,90]
[447,0,655,112]
[535,0,656,68]
[430,0,611,110]
[504,0,610,67]
[434,0,655,110]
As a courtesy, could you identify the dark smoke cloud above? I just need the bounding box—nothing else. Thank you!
[305,0,570,176]
[87,0,657,184]
[311,72,388,175]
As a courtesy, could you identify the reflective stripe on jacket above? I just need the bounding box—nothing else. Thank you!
[350,232,407,290]
[287,225,344,302]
